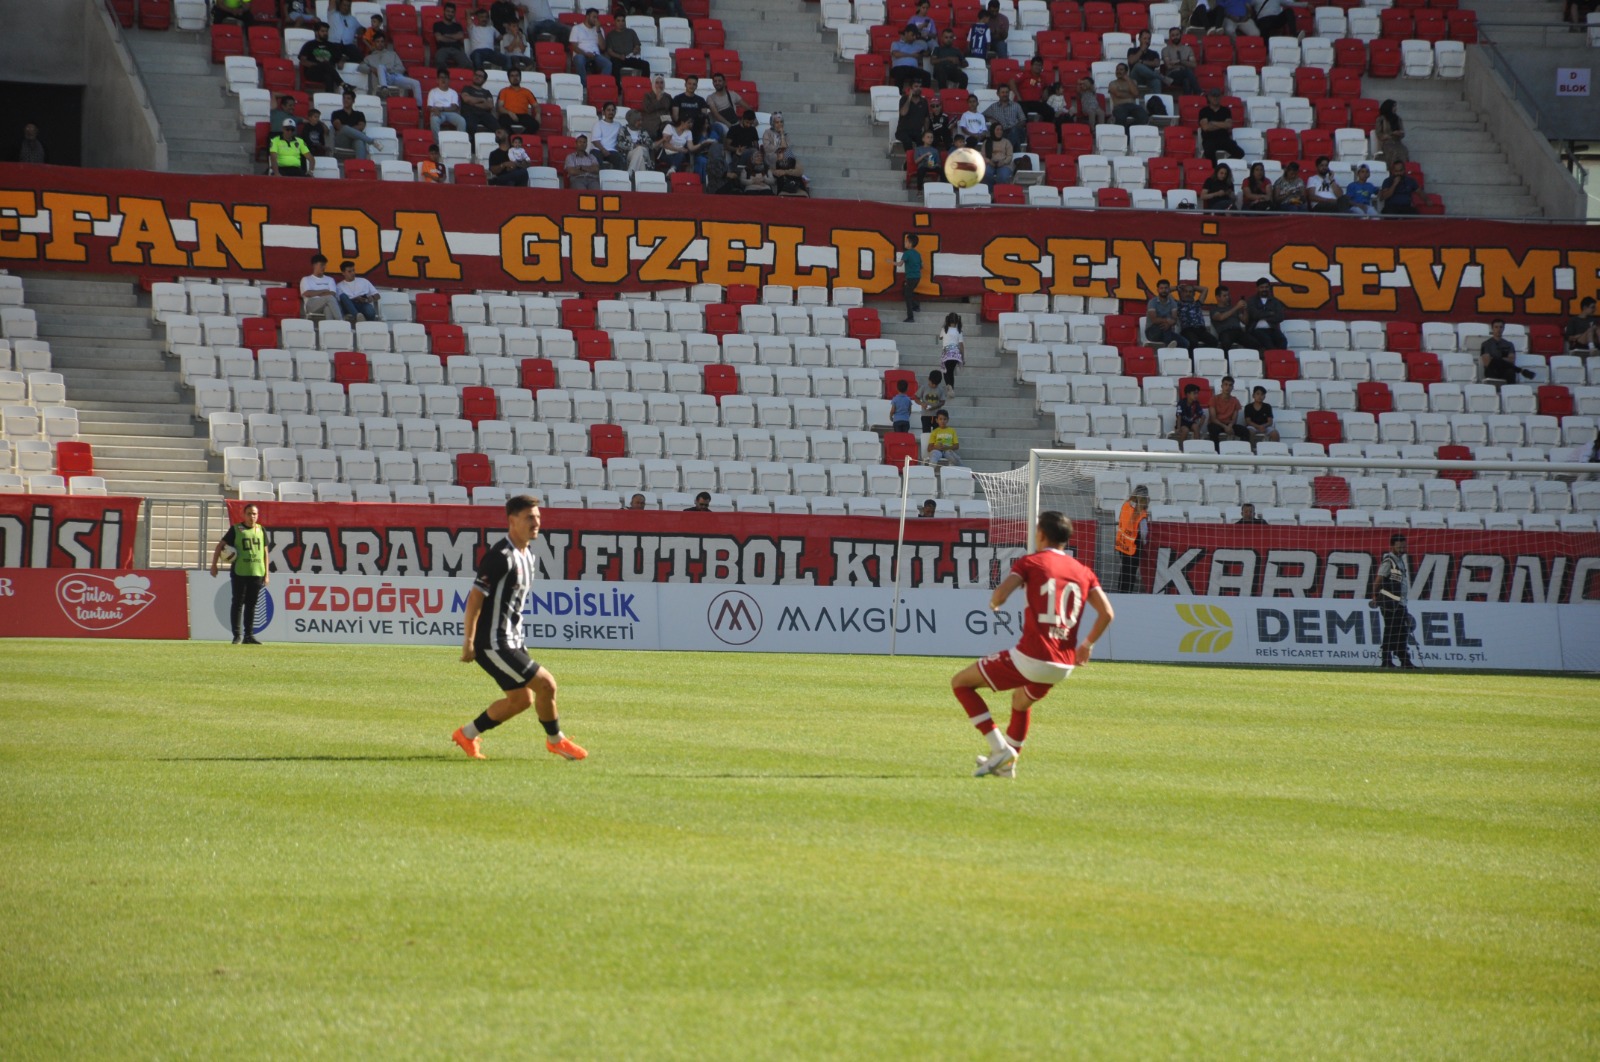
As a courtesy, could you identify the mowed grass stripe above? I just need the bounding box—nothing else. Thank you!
[1,640,1596,1059]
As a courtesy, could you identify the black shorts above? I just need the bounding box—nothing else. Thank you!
[475,646,541,692]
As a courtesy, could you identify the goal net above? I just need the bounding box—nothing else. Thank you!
[974,448,1600,671]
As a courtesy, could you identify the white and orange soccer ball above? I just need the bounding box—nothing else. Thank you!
[943,147,987,189]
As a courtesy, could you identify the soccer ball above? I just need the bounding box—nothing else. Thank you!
[944,147,987,189]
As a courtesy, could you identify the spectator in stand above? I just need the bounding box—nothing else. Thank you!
[939,313,966,391]
[589,101,626,168]
[926,410,963,467]
[266,120,312,176]
[457,70,498,135]
[331,89,381,159]
[359,34,423,104]
[1207,375,1250,446]
[300,109,331,157]
[298,22,345,93]
[17,122,45,165]
[955,93,989,143]
[760,114,790,167]
[640,74,674,138]
[488,0,523,33]
[895,84,930,152]
[569,8,613,80]
[908,0,938,41]
[1072,76,1106,127]
[500,19,535,69]
[891,25,932,89]
[982,123,1014,187]
[1375,99,1409,164]
[1272,161,1308,211]
[1236,502,1267,524]
[506,134,534,168]
[912,130,942,189]
[1202,163,1236,210]
[984,0,1011,58]
[1241,161,1272,210]
[1108,63,1150,128]
[428,70,468,133]
[360,13,385,56]
[918,499,938,518]
[284,0,316,28]
[1127,43,1166,99]
[923,95,953,148]
[299,254,340,318]
[742,155,776,195]
[726,110,761,169]
[657,114,709,180]
[565,135,601,188]
[269,95,300,136]
[626,492,647,510]
[617,109,651,171]
[1346,164,1380,217]
[1171,383,1209,443]
[1378,159,1419,217]
[211,0,254,27]
[523,0,571,43]
[336,261,381,321]
[604,19,649,78]
[684,491,714,512]
[1176,283,1217,348]
[487,129,530,185]
[890,378,915,433]
[931,28,968,89]
[1218,0,1260,37]
[1567,297,1599,353]
[1245,277,1288,349]
[327,0,365,62]
[1479,319,1536,384]
[1197,88,1243,162]
[1210,285,1250,349]
[1013,57,1052,125]
[419,143,447,182]
[496,68,540,134]
[1160,26,1201,96]
[432,3,471,68]
[1564,0,1600,27]
[984,84,1028,152]
[706,74,749,141]
[775,153,809,195]
[1308,156,1347,213]
[1242,385,1278,445]
[468,9,507,68]
[1145,279,1183,349]
[919,368,949,431]
[673,75,708,138]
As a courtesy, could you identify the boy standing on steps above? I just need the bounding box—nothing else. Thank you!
[899,233,923,322]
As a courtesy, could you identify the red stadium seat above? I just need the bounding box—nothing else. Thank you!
[1121,347,1156,380]
[1368,40,1401,79]
[385,97,420,129]
[1379,9,1413,39]
[702,364,739,403]
[1413,10,1447,43]
[703,304,739,336]
[1068,32,1101,62]
[692,18,726,48]
[401,128,435,162]
[1538,385,1575,420]
[461,386,497,426]
[724,284,758,306]
[883,368,919,399]
[1300,129,1335,159]
[1332,38,1367,71]
[1263,349,1300,382]
[344,158,377,180]
[621,75,650,110]
[546,134,578,166]
[1161,126,1196,159]
[414,292,451,323]
[1095,187,1131,207]
[1116,3,1148,34]
[1181,157,1214,191]
[981,292,1015,322]
[264,288,300,318]
[1356,381,1393,414]
[1529,324,1564,357]
[589,423,626,463]
[455,453,492,489]
[520,357,556,392]
[247,26,282,57]
[535,42,567,75]
[1305,410,1343,446]
[574,330,612,365]
[674,47,708,77]
[1435,444,1473,483]
[453,163,486,185]
[585,75,619,107]
[242,317,276,349]
[561,297,597,330]
[385,3,419,36]
[1386,321,1421,353]
[211,25,245,63]
[55,441,94,482]
[1036,32,1070,61]
[1313,99,1349,130]
[259,57,296,93]
[1234,35,1267,69]
[1104,315,1140,346]
[1312,474,1351,511]
[1049,0,1083,30]
[392,34,425,65]
[670,172,703,193]
[1202,36,1235,66]
[1145,158,1181,192]
[1263,129,1299,164]
[1402,352,1442,387]
[1082,1,1114,32]
[333,351,370,387]
[1057,123,1093,156]
[1293,68,1328,99]
[1026,122,1058,153]
[846,307,881,340]
[1348,97,1380,131]
[1447,10,1479,43]
[883,432,921,467]
[427,323,465,357]
[992,183,1025,205]
[854,54,886,91]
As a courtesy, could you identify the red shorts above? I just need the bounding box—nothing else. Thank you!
[977,650,1065,702]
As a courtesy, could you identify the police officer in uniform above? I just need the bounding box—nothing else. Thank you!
[211,503,269,645]
[1370,532,1414,668]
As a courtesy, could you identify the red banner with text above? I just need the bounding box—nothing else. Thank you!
[225,500,1047,588]
[1144,523,1600,604]
[2,164,1595,323]
[0,568,190,638]
[0,494,141,568]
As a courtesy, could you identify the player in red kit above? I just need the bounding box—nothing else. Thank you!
[952,510,1114,778]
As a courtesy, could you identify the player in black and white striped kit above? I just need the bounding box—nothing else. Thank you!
[452,494,587,762]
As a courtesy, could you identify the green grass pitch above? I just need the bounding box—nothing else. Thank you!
[2,639,1597,1059]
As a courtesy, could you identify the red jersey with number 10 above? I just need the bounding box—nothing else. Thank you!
[1011,548,1100,667]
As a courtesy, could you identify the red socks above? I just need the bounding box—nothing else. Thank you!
[954,687,996,734]
[1006,707,1031,749]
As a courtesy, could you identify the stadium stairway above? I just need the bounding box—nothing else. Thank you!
[22,275,223,503]
[885,302,1056,470]
[1464,0,1570,46]
[718,0,914,203]
[1361,64,1540,219]
[123,28,254,175]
